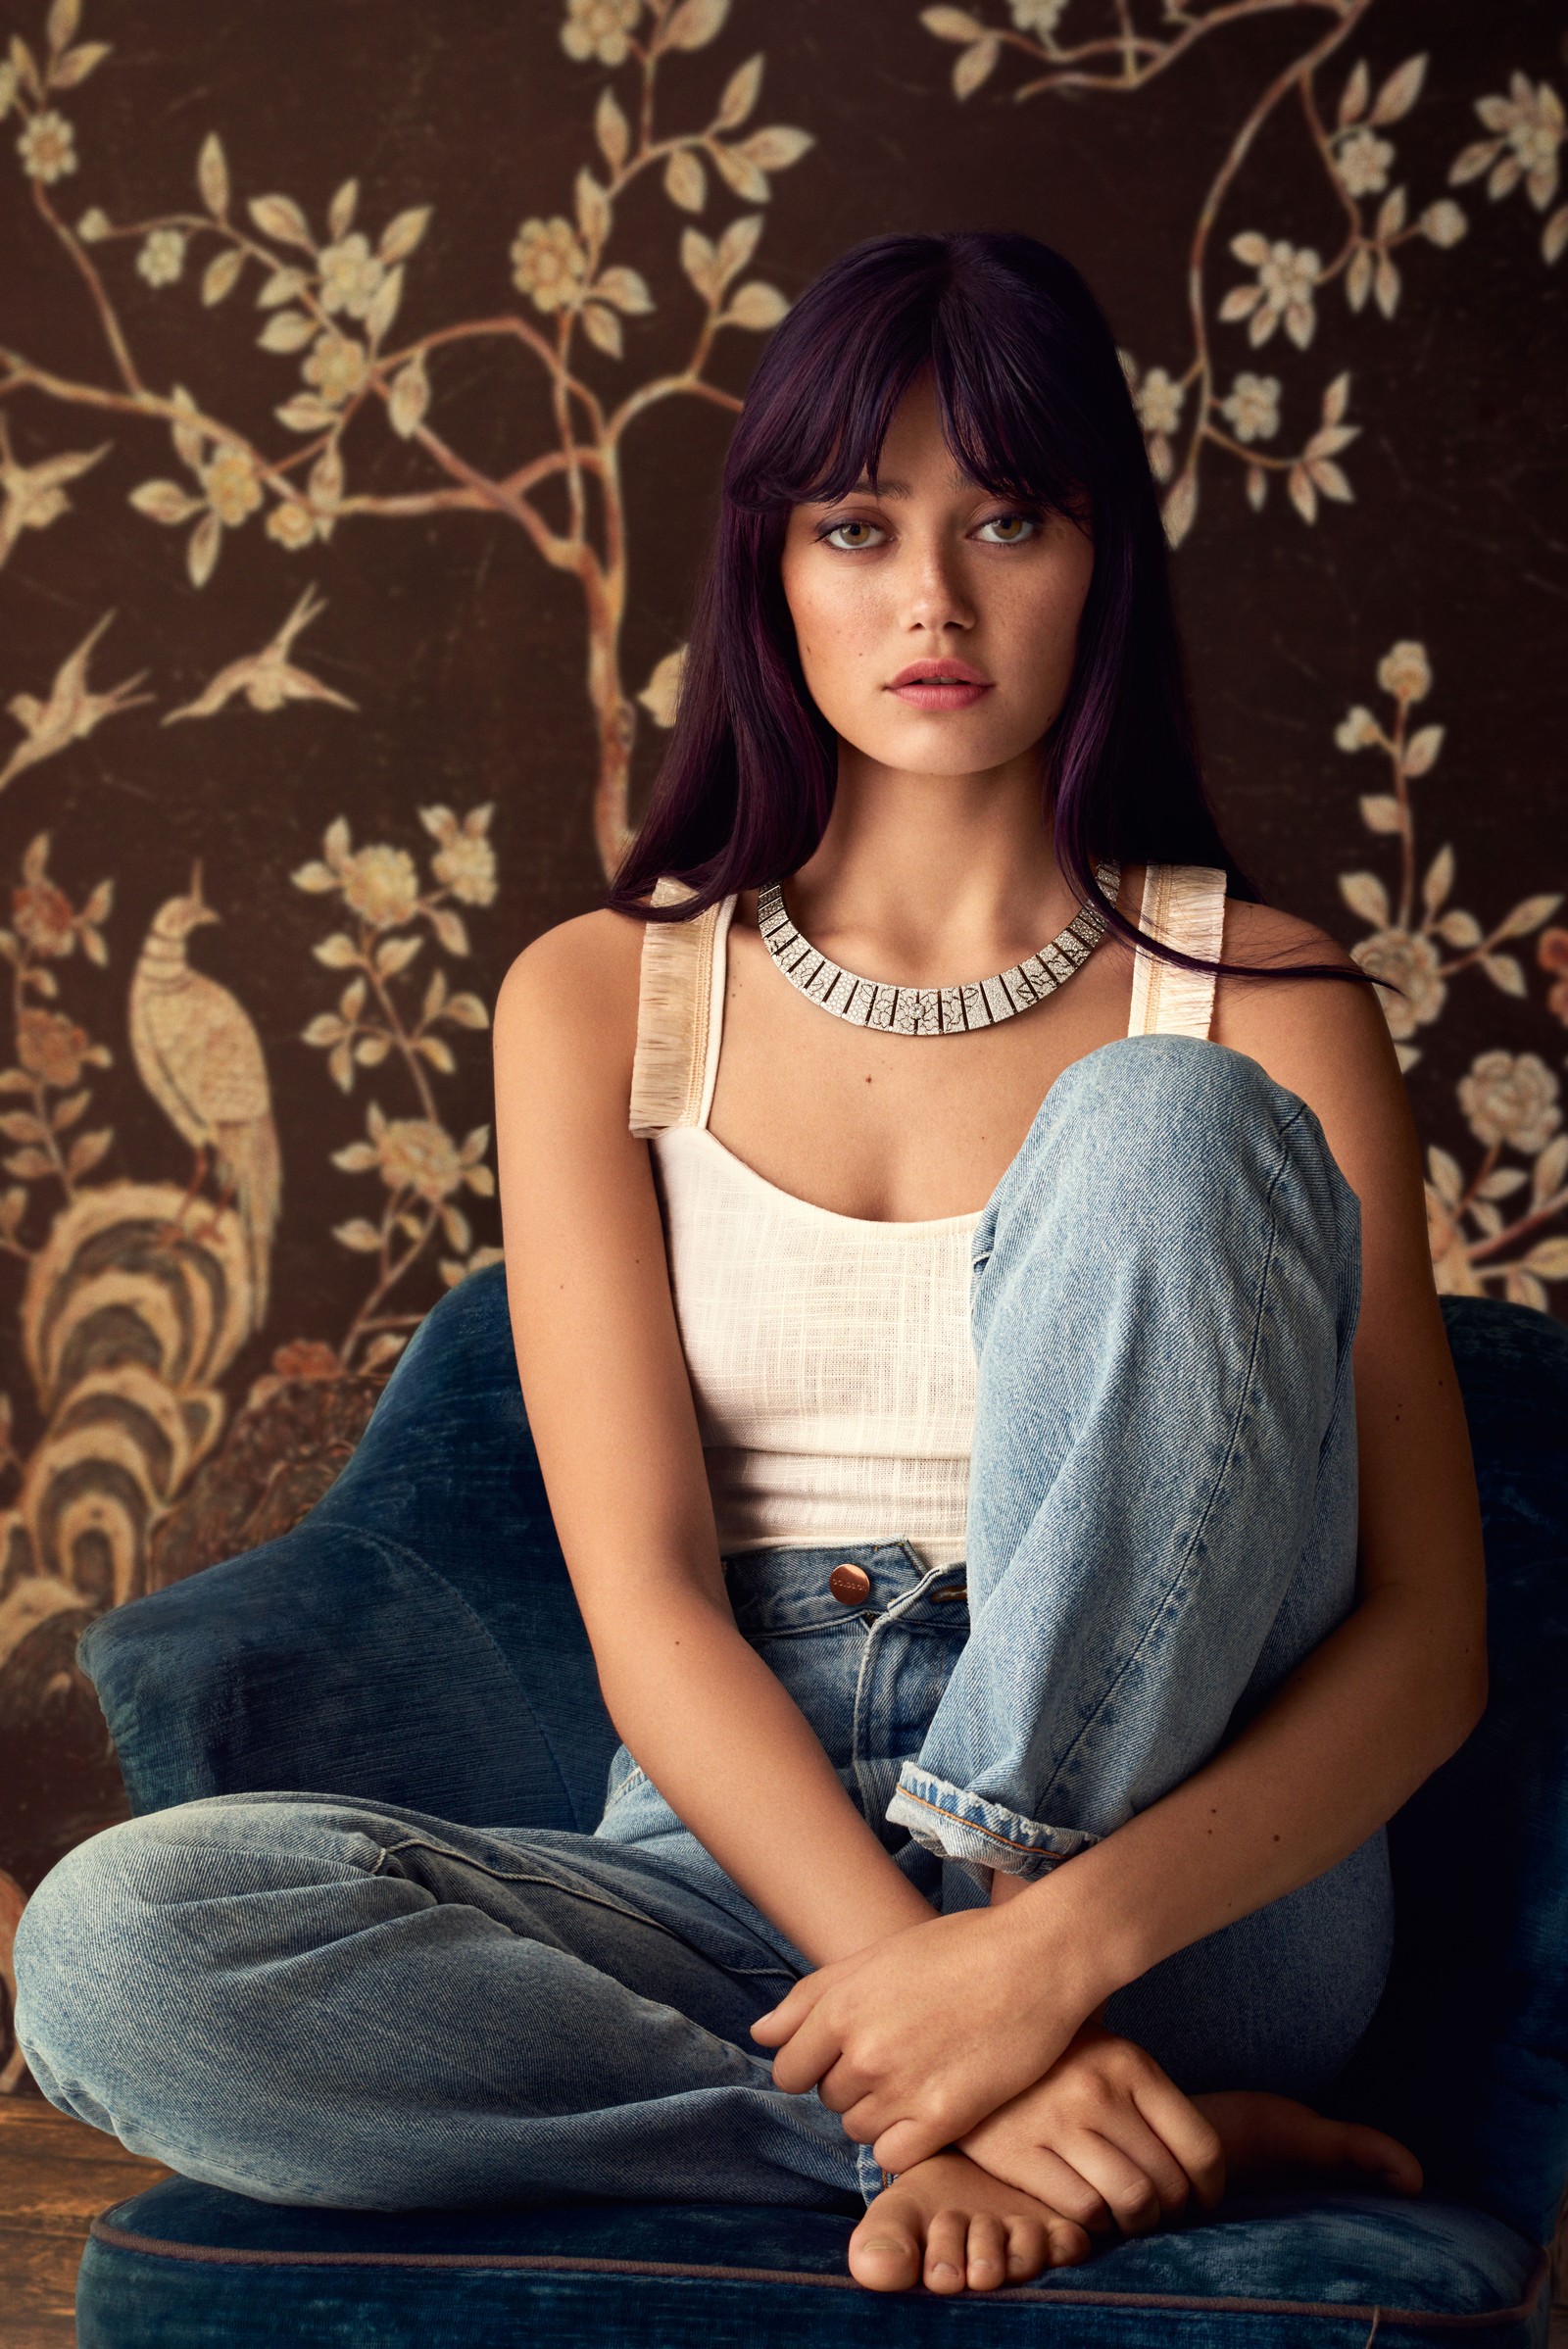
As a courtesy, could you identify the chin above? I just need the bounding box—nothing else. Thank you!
[853,721,1037,776]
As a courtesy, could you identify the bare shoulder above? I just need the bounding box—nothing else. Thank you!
[1210,895,1417,1218]
[493,904,647,1089]
[1212,898,1385,1077]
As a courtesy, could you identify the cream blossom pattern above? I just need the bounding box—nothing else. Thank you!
[1333,641,1567,1311]
[511,217,593,314]
[294,808,499,1371]
[1448,72,1568,267]
[919,4,1559,546]
[134,224,183,285]
[0,0,812,873]
[562,0,642,69]
[1216,372,1281,446]
[1425,1060,1568,1315]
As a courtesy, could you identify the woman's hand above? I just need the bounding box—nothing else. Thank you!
[749,1899,1104,2176]
[956,2024,1227,2235]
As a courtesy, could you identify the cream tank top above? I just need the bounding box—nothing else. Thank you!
[628,864,1228,1568]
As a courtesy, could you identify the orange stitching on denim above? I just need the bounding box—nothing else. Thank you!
[894,1783,1059,1857]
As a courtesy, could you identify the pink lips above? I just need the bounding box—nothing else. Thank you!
[886,659,993,711]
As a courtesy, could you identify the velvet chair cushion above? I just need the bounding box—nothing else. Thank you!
[74,2177,1549,2347]
[71,1268,1568,2341]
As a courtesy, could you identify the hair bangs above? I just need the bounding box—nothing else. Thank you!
[728,243,1090,521]
[602,229,1378,1003]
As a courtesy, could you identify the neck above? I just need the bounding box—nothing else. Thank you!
[785,743,1082,971]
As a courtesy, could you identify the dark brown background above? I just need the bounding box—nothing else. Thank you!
[0,0,1563,2088]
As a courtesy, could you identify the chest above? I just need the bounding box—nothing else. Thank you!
[710,911,1141,1224]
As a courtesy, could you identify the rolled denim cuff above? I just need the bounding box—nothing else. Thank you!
[857,2138,898,2205]
[885,1763,1102,1894]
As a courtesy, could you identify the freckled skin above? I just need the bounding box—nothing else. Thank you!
[777,372,1096,806]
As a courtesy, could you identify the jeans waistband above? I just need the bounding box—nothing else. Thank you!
[720,1541,970,1637]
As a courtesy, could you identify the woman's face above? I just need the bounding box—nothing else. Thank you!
[778,373,1096,779]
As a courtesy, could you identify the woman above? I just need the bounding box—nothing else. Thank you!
[13,231,1484,2300]
[495,230,1484,2291]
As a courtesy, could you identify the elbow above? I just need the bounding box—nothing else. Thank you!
[1438,1652,1489,1764]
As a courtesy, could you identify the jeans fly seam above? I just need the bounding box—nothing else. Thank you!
[1035,1113,1294,1815]
[848,1616,880,1822]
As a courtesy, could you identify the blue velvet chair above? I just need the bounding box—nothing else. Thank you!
[60,1262,1568,2346]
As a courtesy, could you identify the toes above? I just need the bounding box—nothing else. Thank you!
[1340,2123,1423,2194]
[1041,2211,1095,2270]
[847,2215,923,2294]
[1004,2214,1056,2280]
[963,2212,1009,2292]
[923,2206,971,2293]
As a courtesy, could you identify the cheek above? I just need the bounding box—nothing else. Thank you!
[1009,558,1094,679]
[785,564,880,679]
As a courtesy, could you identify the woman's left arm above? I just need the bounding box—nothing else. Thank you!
[989,905,1490,1991]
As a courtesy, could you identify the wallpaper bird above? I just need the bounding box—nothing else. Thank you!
[0,609,153,793]
[128,863,281,1327]
[161,583,360,723]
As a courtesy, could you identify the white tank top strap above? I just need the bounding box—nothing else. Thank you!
[1128,862,1228,1041]
[627,876,737,1138]
[628,861,1229,1137]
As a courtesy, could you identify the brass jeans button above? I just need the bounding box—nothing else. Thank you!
[829,1562,872,1604]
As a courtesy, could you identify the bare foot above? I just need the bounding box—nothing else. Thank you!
[1194,2090,1423,2198]
[847,2146,1092,2295]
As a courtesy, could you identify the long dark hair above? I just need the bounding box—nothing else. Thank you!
[603,228,1365,992]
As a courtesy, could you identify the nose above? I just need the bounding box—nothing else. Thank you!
[899,528,976,639]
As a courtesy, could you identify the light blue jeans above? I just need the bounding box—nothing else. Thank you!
[14,1037,1393,2216]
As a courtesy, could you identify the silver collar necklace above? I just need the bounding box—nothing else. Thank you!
[757,860,1121,1036]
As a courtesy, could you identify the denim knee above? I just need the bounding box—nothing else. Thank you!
[13,1803,242,2109]
[977,1032,1356,1295]
[1050,1034,1312,1179]
[15,1817,142,2112]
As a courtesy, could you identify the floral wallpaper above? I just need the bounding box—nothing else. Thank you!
[0,0,1562,2094]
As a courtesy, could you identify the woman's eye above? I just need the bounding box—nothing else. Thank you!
[976,513,1041,544]
[821,517,885,551]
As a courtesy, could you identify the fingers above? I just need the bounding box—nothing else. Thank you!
[1086,2102,1203,2220]
[1054,2129,1187,2236]
[763,2006,843,2097]
[1130,2072,1228,2211]
[747,1972,823,2049]
[868,2113,960,2176]
[976,2140,1114,2234]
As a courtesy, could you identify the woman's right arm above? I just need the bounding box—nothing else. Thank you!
[492,910,936,1968]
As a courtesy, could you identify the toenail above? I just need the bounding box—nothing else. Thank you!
[933,2261,959,2278]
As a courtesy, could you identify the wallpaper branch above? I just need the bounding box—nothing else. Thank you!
[0,0,1560,2098]
[1,0,809,874]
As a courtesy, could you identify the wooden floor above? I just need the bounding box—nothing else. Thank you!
[0,2083,172,2348]
[2,2082,1566,2344]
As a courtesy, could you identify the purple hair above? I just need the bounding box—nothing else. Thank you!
[603,229,1368,993]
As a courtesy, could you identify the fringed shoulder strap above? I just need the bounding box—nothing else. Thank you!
[1128,864,1228,1041]
[628,875,722,1138]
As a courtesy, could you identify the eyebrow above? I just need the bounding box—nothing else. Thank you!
[819,470,982,501]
